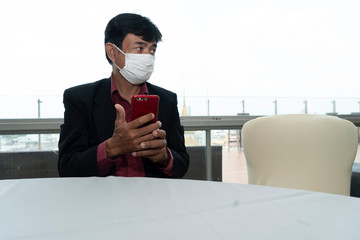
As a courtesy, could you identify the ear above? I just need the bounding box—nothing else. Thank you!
[105,43,116,63]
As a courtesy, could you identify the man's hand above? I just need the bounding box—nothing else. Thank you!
[132,126,170,168]
[106,104,160,159]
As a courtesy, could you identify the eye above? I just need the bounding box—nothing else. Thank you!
[136,47,143,52]
[150,48,156,54]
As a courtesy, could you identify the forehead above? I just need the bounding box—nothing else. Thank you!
[123,33,157,46]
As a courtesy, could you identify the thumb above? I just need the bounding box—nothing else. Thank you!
[114,104,126,124]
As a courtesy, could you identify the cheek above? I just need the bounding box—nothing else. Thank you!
[117,54,126,68]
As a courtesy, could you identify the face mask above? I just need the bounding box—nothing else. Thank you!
[112,44,155,85]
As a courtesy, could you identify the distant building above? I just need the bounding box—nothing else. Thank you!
[182,95,188,116]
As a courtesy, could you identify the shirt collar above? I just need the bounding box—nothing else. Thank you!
[110,73,149,97]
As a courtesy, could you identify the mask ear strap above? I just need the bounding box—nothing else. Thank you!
[113,44,125,55]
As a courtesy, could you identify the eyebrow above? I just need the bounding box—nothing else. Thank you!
[135,41,157,48]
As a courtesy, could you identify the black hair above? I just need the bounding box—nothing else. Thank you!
[104,13,162,64]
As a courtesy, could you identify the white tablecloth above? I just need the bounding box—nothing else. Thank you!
[1,177,359,240]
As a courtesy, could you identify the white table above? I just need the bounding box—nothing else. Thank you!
[1,177,359,240]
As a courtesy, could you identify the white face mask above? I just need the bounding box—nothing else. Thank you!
[112,44,155,85]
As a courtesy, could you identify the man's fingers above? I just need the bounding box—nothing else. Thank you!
[132,145,166,158]
[140,138,167,150]
[114,104,126,124]
[129,113,156,128]
[152,128,166,138]
[128,119,161,138]
[132,145,169,166]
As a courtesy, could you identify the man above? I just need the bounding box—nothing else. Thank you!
[58,13,189,178]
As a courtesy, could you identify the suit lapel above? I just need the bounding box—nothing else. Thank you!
[147,83,163,123]
[93,78,116,142]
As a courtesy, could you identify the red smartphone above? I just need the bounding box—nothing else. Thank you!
[130,95,159,125]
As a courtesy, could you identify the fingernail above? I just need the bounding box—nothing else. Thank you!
[132,152,136,157]
[158,121,162,128]
[140,142,146,148]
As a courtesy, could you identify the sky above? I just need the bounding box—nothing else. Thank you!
[0,0,360,117]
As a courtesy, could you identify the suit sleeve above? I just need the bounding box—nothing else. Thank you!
[163,94,189,178]
[58,89,102,177]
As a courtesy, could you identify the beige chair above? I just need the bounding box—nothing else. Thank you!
[242,114,358,195]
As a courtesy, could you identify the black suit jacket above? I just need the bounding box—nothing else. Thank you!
[58,78,189,178]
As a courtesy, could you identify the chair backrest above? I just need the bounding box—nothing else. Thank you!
[242,114,358,195]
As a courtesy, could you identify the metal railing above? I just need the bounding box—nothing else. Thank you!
[1,115,360,135]
[1,114,360,180]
